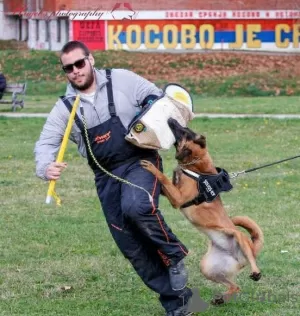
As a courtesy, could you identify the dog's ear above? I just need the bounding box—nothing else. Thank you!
[195,135,206,148]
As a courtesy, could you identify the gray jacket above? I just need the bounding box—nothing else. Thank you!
[34,68,162,180]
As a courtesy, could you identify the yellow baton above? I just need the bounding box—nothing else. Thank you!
[45,95,80,205]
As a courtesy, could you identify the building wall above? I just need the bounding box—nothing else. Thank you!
[0,1,19,40]
[27,18,69,50]
[2,0,21,12]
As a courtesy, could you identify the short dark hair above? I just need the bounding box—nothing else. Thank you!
[60,41,90,57]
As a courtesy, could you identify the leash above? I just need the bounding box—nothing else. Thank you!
[230,154,300,179]
[80,103,154,204]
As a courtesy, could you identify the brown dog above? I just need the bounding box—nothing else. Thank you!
[141,118,264,304]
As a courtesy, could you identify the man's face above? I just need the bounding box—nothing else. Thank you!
[60,48,95,91]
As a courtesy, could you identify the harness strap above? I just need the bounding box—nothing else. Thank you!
[180,167,233,207]
[181,169,199,181]
[105,69,117,118]
[181,193,206,208]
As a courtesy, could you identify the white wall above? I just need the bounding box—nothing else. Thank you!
[0,0,19,40]
[0,0,70,51]
[27,18,69,51]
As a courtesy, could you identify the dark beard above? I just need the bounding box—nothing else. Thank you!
[70,67,95,91]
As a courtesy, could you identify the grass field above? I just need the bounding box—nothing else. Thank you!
[1,114,299,316]
[1,95,300,115]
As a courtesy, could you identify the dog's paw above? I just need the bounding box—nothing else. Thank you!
[211,295,225,306]
[250,272,261,281]
[140,160,150,167]
[140,160,156,172]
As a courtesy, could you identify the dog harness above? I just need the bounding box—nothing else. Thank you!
[180,167,233,208]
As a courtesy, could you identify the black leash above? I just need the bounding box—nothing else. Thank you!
[230,154,300,179]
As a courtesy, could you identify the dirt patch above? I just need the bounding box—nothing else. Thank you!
[97,50,300,95]
[97,50,300,81]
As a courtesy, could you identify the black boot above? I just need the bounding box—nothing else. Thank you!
[168,259,188,291]
[165,300,193,316]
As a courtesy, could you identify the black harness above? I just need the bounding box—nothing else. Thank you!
[180,167,233,208]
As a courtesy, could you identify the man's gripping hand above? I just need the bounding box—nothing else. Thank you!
[45,162,67,180]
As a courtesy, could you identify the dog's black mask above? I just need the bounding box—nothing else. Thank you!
[168,118,198,143]
[168,118,197,160]
[168,118,206,161]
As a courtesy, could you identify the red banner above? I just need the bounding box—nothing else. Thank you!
[72,21,105,50]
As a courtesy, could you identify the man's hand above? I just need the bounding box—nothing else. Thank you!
[46,162,67,180]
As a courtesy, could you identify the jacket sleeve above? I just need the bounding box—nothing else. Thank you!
[133,71,163,105]
[114,69,163,106]
[34,102,69,180]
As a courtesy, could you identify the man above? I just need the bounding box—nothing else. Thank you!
[0,72,7,100]
[34,41,192,316]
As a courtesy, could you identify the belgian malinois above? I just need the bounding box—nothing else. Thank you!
[141,118,264,304]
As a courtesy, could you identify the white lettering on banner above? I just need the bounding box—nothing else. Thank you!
[162,10,300,20]
[165,11,194,18]
[232,11,261,18]
[198,11,227,18]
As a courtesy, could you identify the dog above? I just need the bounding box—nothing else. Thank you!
[140,118,264,305]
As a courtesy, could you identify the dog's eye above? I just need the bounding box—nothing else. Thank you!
[182,145,189,152]
[183,148,191,155]
[176,147,192,161]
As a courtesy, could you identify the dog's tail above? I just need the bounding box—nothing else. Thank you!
[231,216,264,257]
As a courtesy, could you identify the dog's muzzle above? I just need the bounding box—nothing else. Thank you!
[167,118,187,143]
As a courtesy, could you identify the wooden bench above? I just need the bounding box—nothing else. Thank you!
[0,83,27,111]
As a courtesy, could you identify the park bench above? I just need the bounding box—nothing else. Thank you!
[0,82,27,111]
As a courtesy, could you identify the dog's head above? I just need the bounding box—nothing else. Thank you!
[168,118,206,163]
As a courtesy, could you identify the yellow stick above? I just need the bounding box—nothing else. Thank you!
[45,95,81,205]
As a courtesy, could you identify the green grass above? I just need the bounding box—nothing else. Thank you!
[1,95,300,115]
[0,116,300,315]
[192,96,300,114]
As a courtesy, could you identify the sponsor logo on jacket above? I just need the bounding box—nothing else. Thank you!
[95,131,111,143]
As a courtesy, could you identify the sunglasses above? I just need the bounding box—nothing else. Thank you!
[62,56,89,74]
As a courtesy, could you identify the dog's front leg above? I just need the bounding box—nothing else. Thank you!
[140,160,187,208]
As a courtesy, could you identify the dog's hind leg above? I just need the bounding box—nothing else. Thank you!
[200,245,240,305]
[222,229,261,281]
[210,276,241,305]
